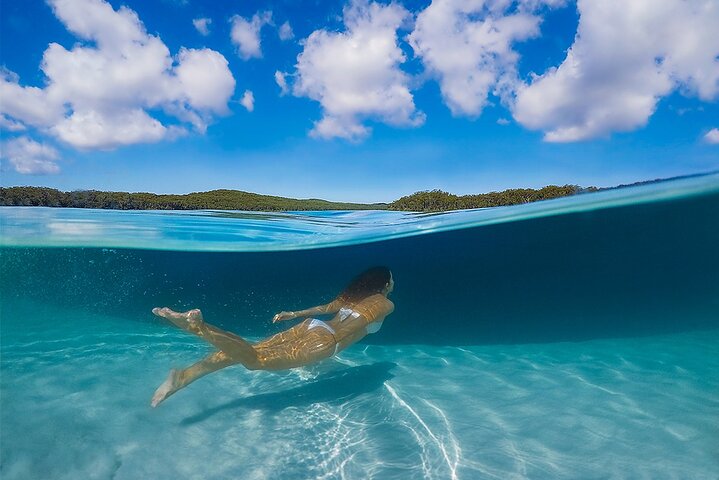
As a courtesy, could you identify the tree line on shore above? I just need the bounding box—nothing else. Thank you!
[0,184,596,212]
[0,187,384,211]
[388,185,598,211]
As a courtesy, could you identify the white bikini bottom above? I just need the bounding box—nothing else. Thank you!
[307,318,340,356]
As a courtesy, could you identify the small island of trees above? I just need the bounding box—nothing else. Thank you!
[388,185,598,211]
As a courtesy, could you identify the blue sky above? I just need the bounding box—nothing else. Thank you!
[1,0,717,202]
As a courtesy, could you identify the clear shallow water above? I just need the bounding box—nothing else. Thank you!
[2,303,717,479]
[2,174,719,479]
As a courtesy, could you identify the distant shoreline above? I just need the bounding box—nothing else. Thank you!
[0,173,712,212]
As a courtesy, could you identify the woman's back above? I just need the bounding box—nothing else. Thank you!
[329,294,394,346]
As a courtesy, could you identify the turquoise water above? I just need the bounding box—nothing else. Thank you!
[1,174,718,479]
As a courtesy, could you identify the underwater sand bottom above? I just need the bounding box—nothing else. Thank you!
[1,309,718,479]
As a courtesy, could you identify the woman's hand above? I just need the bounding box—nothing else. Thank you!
[272,311,296,323]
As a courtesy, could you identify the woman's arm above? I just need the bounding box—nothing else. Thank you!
[272,298,343,323]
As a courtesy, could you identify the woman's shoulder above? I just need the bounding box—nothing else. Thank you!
[359,294,394,312]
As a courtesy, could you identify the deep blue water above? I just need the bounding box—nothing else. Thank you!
[1,174,718,479]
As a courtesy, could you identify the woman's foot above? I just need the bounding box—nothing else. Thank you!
[152,307,204,334]
[151,369,183,407]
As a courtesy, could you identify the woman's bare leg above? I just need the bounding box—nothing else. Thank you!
[151,350,236,407]
[152,307,260,368]
[152,307,337,371]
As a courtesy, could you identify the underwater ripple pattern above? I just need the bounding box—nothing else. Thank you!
[1,304,717,479]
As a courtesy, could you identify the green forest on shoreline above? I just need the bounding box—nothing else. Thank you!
[0,185,597,212]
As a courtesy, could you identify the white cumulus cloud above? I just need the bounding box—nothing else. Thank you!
[230,11,272,60]
[274,71,289,96]
[1,136,60,174]
[704,128,719,144]
[52,109,170,150]
[240,90,255,112]
[0,0,235,150]
[292,0,424,141]
[193,17,211,36]
[512,0,719,142]
[0,69,64,128]
[278,21,294,41]
[409,0,546,117]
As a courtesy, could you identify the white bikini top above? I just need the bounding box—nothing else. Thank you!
[338,307,384,335]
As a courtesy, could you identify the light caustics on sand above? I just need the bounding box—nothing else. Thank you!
[2,317,717,479]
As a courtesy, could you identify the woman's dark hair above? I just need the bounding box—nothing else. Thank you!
[336,266,392,303]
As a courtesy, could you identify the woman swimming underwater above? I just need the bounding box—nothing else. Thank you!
[151,266,395,407]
